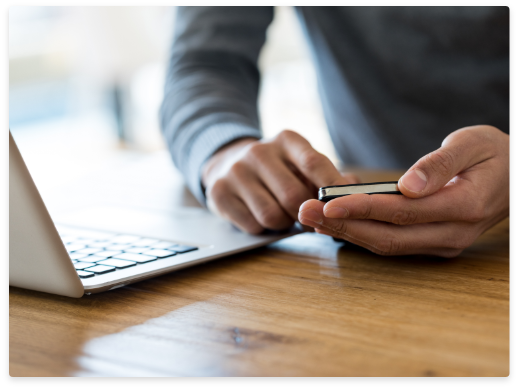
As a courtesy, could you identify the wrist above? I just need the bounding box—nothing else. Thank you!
[201,137,258,189]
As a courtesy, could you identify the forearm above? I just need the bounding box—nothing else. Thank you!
[160,6,273,205]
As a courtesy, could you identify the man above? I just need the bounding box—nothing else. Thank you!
[160,6,509,257]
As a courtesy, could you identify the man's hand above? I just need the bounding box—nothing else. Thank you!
[202,130,359,234]
[298,125,509,257]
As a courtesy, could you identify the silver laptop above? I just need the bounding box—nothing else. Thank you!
[9,131,300,297]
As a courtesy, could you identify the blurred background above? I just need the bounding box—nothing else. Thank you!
[9,6,338,209]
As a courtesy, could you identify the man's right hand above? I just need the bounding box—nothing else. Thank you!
[202,130,359,234]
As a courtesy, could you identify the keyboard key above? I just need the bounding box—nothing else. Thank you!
[113,253,157,263]
[87,241,111,248]
[131,238,159,247]
[61,236,77,244]
[75,238,97,245]
[141,249,176,258]
[79,255,106,263]
[110,235,141,244]
[105,244,132,251]
[77,270,95,278]
[151,241,176,249]
[86,265,116,274]
[75,247,104,255]
[65,243,86,253]
[74,262,96,270]
[94,250,123,259]
[97,259,137,269]
[124,247,149,254]
[170,244,198,254]
[87,232,116,240]
[70,252,89,261]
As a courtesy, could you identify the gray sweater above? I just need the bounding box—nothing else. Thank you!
[160,6,509,205]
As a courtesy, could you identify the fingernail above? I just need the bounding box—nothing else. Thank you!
[400,169,427,193]
[324,207,348,218]
[299,209,322,224]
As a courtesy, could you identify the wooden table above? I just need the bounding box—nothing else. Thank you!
[9,162,509,377]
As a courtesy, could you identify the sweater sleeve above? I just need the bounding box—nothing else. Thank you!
[160,6,274,206]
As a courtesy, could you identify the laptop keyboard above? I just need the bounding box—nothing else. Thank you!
[58,231,198,279]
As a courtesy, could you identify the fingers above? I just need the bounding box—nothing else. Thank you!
[313,221,470,258]
[244,142,315,219]
[208,188,263,234]
[322,178,483,224]
[398,125,499,198]
[233,170,295,231]
[207,160,295,233]
[299,199,476,257]
[204,129,359,234]
[278,130,350,188]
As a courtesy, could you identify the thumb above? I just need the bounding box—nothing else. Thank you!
[398,127,493,198]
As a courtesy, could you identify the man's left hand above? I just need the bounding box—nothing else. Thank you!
[298,125,509,257]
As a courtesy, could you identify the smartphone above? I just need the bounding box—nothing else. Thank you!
[318,181,402,202]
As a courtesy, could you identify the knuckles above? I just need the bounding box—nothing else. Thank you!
[450,125,503,144]
[256,207,288,229]
[299,149,327,172]
[454,187,489,224]
[391,209,418,225]
[227,160,249,179]
[206,179,229,204]
[371,234,404,256]
[278,188,307,212]
[276,129,301,143]
[438,227,478,256]
[422,149,455,177]
[447,232,476,251]
[246,142,271,163]
[357,196,373,219]
[241,222,264,235]
[464,200,488,224]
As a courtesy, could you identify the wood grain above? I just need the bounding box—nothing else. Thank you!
[9,168,509,377]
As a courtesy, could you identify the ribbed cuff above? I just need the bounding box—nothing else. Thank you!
[185,123,261,206]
